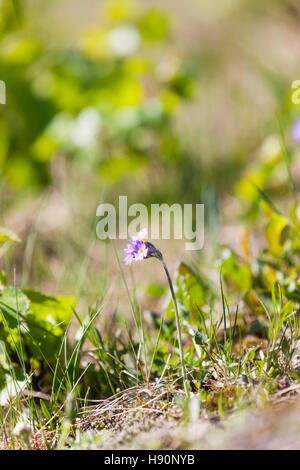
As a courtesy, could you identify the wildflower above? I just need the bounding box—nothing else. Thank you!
[123,228,188,396]
[124,228,162,265]
[291,117,300,143]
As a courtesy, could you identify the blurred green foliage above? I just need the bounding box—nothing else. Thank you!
[0,0,197,203]
[0,226,75,398]
[0,284,75,394]
[1,0,299,219]
[0,0,299,405]
[166,198,299,322]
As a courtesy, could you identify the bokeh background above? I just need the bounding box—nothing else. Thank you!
[0,0,300,311]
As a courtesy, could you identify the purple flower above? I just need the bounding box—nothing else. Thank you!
[124,228,149,265]
[291,117,300,143]
[124,228,162,265]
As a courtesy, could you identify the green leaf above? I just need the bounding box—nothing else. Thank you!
[265,213,289,255]
[221,250,252,291]
[243,344,261,364]
[0,36,43,66]
[40,399,52,422]
[22,289,76,359]
[23,289,75,324]
[0,270,6,287]
[0,287,30,329]
[0,227,21,244]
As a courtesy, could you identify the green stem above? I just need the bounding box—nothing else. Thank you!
[161,258,189,397]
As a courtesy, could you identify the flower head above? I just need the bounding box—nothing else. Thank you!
[124,228,162,265]
[124,229,149,265]
[292,117,300,143]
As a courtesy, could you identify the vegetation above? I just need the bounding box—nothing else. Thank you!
[0,0,299,450]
